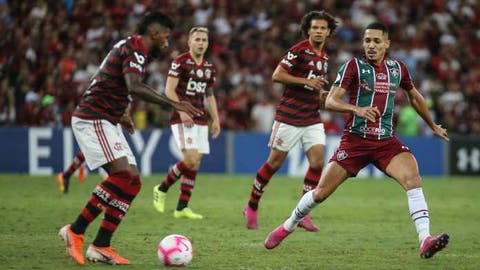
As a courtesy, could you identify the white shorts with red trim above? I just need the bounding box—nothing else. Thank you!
[71,116,137,170]
[268,121,325,152]
[171,123,210,154]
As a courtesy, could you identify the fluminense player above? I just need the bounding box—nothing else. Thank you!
[265,22,449,259]
[153,27,220,220]
[243,11,338,231]
[58,12,201,265]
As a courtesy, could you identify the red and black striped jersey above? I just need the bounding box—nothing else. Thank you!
[168,52,216,125]
[275,39,329,126]
[73,35,148,124]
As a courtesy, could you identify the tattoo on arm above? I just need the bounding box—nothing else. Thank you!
[205,87,214,97]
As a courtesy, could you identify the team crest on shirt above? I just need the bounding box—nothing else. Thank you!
[196,69,204,78]
[389,68,399,78]
[205,68,211,79]
[336,150,348,161]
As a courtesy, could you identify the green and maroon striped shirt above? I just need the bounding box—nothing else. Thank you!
[332,57,414,140]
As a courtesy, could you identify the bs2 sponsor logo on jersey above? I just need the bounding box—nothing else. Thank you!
[186,78,207,95]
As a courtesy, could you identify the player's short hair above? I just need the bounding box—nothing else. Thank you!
[138,12,174,35]
[301,10,338,38]
[365,22,389,37]
[189,27,209,37]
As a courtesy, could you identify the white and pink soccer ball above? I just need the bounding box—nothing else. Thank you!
[157,234,193,267]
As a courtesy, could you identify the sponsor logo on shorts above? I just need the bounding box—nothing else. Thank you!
[336,150,348,161]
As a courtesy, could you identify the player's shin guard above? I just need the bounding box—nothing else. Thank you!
[70,174,115,235]
[248,163,278,210]
[284,190,319,231]
[407,187,430,243]
[93,172,141,247]
[159,162,185,192]
[177,169,197,210]
[302,167,322,195]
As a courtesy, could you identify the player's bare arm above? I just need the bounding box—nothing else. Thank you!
[319,90,329,109]
[206,87,221,139]
[165,76,194,127]
[124,72,202,117]
[407,87,449,141]
[326,86,380,122]
[272,65,328,91]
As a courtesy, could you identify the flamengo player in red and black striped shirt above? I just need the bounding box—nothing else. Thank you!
[265,22,450,260]
[244,11,338,231]
[59,12,201,266]
[153,27,221,219]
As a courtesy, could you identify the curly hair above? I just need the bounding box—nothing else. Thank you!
[300,10,338,38]
[137,12,174,35]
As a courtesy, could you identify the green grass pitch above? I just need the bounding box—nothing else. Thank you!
[0,174,478,269]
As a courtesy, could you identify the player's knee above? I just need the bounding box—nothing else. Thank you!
[129,174,142,196]
[183,152,200,169]
[183,158,197,170]
[309,159,324,170]
[402,174,422,190]
[266,156,285,170]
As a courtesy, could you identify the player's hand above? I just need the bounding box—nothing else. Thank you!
[173,101,202,117]
[119,113,135,134]
[210,119,221,139]
[354,106,381,122]
[180,112,194,128]
[319,90,329,109]
[306,76,329,91]
[431,124,449,141]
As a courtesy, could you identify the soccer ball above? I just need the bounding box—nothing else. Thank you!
[157,234,193,267]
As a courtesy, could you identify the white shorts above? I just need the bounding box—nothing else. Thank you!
[268,121,325,152]
[171,123,210,154]
[71,116,137,170]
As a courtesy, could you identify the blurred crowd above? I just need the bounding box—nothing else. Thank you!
[0,0,479,136]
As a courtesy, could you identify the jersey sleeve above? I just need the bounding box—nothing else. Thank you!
[167,57,182,78]
[399,61,415,91]
[207,66,216,90]
[332,59,357,91]
[278,48,300,73]
[122,39,147,76]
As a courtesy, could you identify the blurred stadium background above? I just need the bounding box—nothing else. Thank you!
[0,0,478,176]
